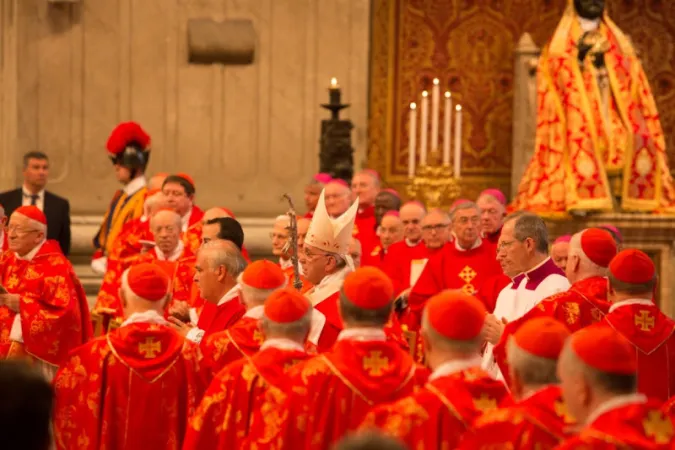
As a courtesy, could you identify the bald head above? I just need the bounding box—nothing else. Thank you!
[297,217,311,251]
[400,201,426,244]
[379,214,404,251]
[325,181,352,217]
[150,209,182,254]
[148,173,168,191]
[202,207,232,224]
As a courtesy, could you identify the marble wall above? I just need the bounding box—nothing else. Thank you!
[0,0,371,216]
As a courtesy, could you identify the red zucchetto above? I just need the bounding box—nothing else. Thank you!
[343,267,394,310]
[513,317,570,360]
[264,287,311,323]
[425,290,486,340]
[570,325,637,375]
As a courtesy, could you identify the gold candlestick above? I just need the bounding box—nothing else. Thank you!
[406,152,461,209]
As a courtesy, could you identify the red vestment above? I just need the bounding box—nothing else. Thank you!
[360,244,385,269]
[181,206,204,255]
[0,240,92,367]
[196,296,246,344]
[493,276,610,387]
[253,339,423,449]
[381,240,431,297]
[460,385,575,449]
[353,205,379,262]
[109,217,152,262]
[282,266,313,294]
[201,316,263,379]
[555,398,675,449]
[600,303,675,402]
[361,366,509,449]
[183,345,310,450]
[168,254,199,310]
[407,241,503,330]
[663,396,675,417]
[53,322,206,450]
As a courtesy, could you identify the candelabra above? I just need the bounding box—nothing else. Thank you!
[319,78,354,183]
[407,152,461,209]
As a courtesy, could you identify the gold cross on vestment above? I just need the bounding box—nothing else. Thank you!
[138,338,162,359]
[472,394,497,413]
[643,410,674,444]
[635,310,656,332]
[253,330,264,345]
[363,351,390,376]
[554,400,575,424]
[458,266,477,284]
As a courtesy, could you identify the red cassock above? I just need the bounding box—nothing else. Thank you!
[196,296,246,344]
[95,245,196,319]
[476,273,512,314]
[201,315,263,379]
[353,205,380,263]
[252,339,425,450]
[493,276,610,387]
[52,322,206,450]
[381,240,433,297]
[182,345,311,450]
[599,302,675,402]
[554,398,675,449]
[361,366,510,449]
[407,241,503,330]
[109,217,152,262]
[459,385,576,449]
[168,254,199,311]
[181,206,204,255]
[0,240,92,367]
[360,244,386,269]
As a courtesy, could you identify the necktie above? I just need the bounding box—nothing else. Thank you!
[30,195,38,206]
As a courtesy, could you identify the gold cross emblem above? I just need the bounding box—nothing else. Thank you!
[635,310,655,332]
[138,338,161,359]
[461,284,476,295]
[253,329,264,345]
[459,266,477,284]
[643,410,674,444]
[472,393,497,413]
[554,400,575,424]
[563,302,580,325]
[363,351,390,376]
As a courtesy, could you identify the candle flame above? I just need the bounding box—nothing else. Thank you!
[433,78,439,85]
[410,102,417,110]
[445,91,451,98]
[456,104,462,111]
[422,91,429,97]
[330,77,338,88]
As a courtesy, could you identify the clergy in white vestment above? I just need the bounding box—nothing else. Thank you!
[481,212,570,378]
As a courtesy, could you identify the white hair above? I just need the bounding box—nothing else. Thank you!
[119,267,168,307]
[237,272,287,306]
[200,240,247,277]
[507,338,559,386]
[275,215,290,226]
[261,308,313,340]
[568,231,607,275]
[144,192,165,212]
[149,209,181,231]
[15,213,47,234]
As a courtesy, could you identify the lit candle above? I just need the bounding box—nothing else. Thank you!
[330,77,338,88]
[442,91,452,166]
[408,103,418,178]
[420,91,429,166]
[454,104,462,178]
[431,78,440,152]
[329,77,340,104]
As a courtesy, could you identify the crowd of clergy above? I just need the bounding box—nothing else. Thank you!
[1,121,674,450]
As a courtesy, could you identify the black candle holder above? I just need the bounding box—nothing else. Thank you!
[319,81,354,182]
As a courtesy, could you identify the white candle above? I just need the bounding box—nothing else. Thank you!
[330,77,338,88]
[420,91,429,166]
[431,78,440,152]
[408,102,417,178]
[454,104,462,178]
[442,91,452,166]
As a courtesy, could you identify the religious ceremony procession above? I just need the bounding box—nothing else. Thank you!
[1,0,675,449]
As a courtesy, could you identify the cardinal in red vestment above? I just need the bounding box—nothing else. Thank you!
[663,396,675,418]
[304,173,332,218]
[251,267,425,450]
[362,211,404,268]
[0,204,8,252]
[460,317,574,449]
[555,325,675,448]
[0,206,91,379]
[477,188,507,245]
[53,263,206,450]
[183,287,312,450]
[201,260,287,379]
[351,170,380,258]
[361,291,509,449]
[596,249,675,402]
[161,173,204,254]
[407,201,502,330]
[493,228,617,386]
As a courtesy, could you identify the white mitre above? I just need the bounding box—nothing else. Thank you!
[305,189,358,255]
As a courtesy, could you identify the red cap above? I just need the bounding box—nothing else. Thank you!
[126,263,171,301]
[571,325,636,375]
[609,249,655,284]
[513,317,570,360]
[425,291,486,340]
[313,173,333,184]
[553,235,571,244]
[175,172,195,190]
[580,228,617,268]
[329,179,349,188]
[241,260,287,290]
[343,267,394,309]
[14,206,46,225]
[480,188,507,205]
[106,122,151,155]
[264,287,311,323]
[450,198,470,210]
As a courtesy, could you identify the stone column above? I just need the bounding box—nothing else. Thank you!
[0,0,19,191]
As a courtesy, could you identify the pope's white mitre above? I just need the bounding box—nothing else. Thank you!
[305,189,359,255]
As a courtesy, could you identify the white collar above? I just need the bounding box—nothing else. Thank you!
[279,257,293,270]
[16,240,45,261]
[260,338,305,353]
[429,355,483,381]
[243,304,265,319]
[307,265,352,306]
[585,393,647,425]
[405,238,421,247]
[123,176,147,196]
[121,310,168,327]
[22,185,45,199]
[454,237,482,251]
[337,327,386,342]
[154,240,184,261]
[217,284,241,306]
[524,256,551,278]
[609,298,653,313]
[140,215,149,223]
[578,16,601,33]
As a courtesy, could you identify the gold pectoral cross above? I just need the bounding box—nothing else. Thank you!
[138,338,162,359]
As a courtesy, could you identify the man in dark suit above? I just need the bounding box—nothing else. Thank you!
[0,152,71,255]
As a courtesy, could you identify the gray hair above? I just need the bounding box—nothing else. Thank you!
[149,209,181,231]
[507,338,559,386]
[421,311,483,354]
[506,212,549,254]
[261,309,313,341]
[450,201,480,221]
[200,240,247,277]
[237,272,287,306]
[568,231,607,275]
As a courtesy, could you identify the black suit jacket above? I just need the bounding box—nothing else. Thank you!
[0,188,71,256]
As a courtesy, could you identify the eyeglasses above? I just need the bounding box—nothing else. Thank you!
[497,239,518,252]
[162,189,186,198]
[422,224,448,231]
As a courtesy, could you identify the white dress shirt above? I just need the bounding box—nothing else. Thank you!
[22,185,45,211]
[123,176,147,196]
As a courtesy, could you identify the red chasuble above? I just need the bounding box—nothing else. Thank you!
[600,302,675,402]
[476,273,512,314]
[201,316,263,379]
[0,240,92,366]
[493,276,610,387]
[181,206,204,255]
[663,396,675,417]
[407,241,503,330]
[353,205,380,264]
[555,397,675,449]
[254,339,422,450]
[360,244,385,269]
[183,345,310,450]
[460,385,575,449]
[196,297,246,343]
[53,323,206,450]
[361,366,509,449]
[108,216,152,261]
[381,240,431,297]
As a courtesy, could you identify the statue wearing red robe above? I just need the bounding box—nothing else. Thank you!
[52,321,206,450]
[361,364,509,449]
[0,240,92,370]
[459,385,575,449]
[182,340,310,450]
